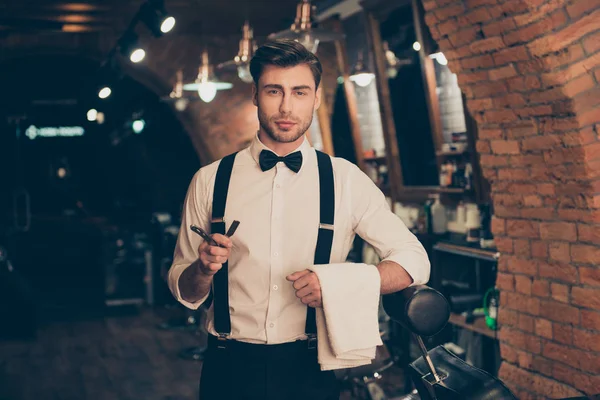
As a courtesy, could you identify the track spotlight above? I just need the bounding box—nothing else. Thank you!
[139,0,175,37]
[98,86,112,99]
[87,109,98,121]
[119,31,145,63]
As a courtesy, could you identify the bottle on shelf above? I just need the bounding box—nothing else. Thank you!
[439,163,448,187]
[464,162,473,190]
[430,194,447,235]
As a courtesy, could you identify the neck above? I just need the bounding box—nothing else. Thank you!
[258,129,305,156]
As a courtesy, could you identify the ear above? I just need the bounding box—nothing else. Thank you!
[314,86,322,111]
[252,84,258,106]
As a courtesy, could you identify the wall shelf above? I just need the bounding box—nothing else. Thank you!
[448,313,498,340]
[434,241,499,262]
[436,187,470,194]
[436,150,467,157]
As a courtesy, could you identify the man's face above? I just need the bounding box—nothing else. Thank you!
[253,64,321,144]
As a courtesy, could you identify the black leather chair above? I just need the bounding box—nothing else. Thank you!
[382,285,517,400]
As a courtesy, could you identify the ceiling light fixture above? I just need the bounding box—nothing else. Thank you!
[98,86,112,99]
[118,31,146,63]
[217,21,256,83]
[183,50,233,103]
[349,51,375,87]
[268,0,344,54]
[139,0,175,37]
[161,70,198,111]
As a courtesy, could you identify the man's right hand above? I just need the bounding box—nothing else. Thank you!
[197,233,233,276]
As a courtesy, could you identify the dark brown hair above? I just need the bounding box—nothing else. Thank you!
[249,39,323,89]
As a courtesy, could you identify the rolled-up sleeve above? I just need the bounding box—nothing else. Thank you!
[350,165,430,286]
[168,169,211,310]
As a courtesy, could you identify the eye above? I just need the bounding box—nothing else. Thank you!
[296,91,307,96]
[267,89,281,95]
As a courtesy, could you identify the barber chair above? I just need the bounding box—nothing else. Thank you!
[382,285,517,400]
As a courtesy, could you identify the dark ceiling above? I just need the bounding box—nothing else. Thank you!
[0,0,340,38]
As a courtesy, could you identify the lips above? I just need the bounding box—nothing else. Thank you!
[275,120,296,129]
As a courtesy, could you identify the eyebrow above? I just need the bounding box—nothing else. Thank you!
[263,84,313,91]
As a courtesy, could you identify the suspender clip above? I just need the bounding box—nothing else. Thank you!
[307,334,317,349]
[217,333,229,349]
[319,223,334,230]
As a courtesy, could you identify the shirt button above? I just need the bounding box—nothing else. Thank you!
[273,285,279,291]
[269,323,275,328]
[275,184,281,188]
[273,252,279,257]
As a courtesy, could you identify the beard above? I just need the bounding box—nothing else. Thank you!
[258,107,313,144]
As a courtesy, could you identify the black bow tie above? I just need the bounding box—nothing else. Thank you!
[259,150,303,173]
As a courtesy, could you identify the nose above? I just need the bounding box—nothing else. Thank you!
[279,93,292,115]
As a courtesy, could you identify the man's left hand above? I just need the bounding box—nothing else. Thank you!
[286,269,322,308]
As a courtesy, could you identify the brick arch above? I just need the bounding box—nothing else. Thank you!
[0,40,213,162]
[420,0,600,397]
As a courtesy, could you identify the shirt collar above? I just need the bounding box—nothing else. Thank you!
[249,132,312,171]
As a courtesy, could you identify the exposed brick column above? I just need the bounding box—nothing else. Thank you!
[421,0,600,398]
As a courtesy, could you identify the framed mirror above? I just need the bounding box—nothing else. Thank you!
[361,0,488,202]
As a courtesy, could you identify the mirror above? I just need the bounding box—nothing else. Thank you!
[378,3,439,187]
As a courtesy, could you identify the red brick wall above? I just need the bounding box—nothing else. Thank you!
[422,0,600,397]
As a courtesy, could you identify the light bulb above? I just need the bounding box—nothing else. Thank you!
[98,87,111,99]
[160,16,175,33]
[198,82,217,103]
[132,119,145,134]
[350,73,375,87]
[130,48,146,63]
[237,64,253,83]
[87,109,98,121]
[413,41,421,51]
[175,98,189,111]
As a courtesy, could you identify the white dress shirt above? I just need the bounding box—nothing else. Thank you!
[168,134,430,344]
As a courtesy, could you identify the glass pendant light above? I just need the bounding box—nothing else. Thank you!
[268,0,344,54]
[349,52,375,87]
[183,50,233,103]
[161,70,198,111]
[217,21,256,83]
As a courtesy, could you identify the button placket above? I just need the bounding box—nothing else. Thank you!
[265,164,285,342]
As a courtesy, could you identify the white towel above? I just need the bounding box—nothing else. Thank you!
[309,263,383,371]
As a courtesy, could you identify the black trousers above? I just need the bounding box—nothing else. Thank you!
[199,335,340,400]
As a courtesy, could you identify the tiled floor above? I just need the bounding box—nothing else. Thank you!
[0,307,407,400]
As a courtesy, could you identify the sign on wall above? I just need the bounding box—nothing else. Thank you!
[25,125,85,140]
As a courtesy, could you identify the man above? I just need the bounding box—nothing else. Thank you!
[168,39,430,400]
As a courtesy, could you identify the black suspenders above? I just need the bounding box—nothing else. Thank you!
[305,150,335,346]
[210,152,238,342]
[210,149,334,345]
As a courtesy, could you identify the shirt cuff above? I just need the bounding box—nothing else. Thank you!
[168,264,210,310]
[382,252,431,287]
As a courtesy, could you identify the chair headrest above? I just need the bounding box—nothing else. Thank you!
[382,285,450,337]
